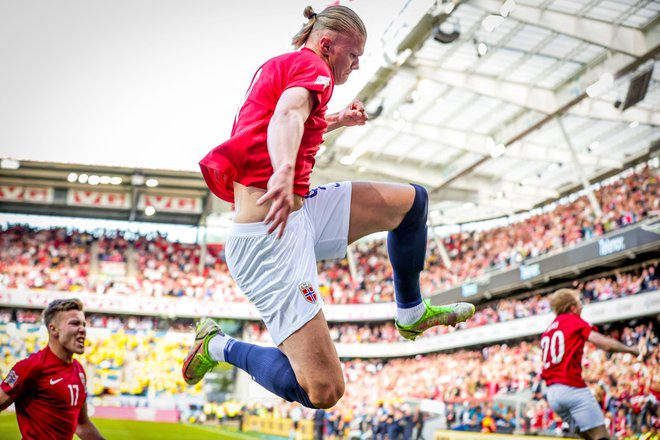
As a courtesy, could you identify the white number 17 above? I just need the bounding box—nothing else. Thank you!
[67,384,79,406]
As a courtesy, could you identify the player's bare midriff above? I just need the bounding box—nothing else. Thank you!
[233,182,304,223]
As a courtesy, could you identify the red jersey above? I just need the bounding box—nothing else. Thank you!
[200,48,335,203]
[540,313,595,388]
[1,346,87,440]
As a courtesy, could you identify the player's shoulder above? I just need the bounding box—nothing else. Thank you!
[544,313,582,331]
[268,49,328,71]
[22,346,48,366]
[564,312,589,325]
[556,313,592,333]
[9,346,47,375]
[72,358,86,373]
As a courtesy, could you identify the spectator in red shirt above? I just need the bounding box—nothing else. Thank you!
[0,298,105,440]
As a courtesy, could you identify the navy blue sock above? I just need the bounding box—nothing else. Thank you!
[387,184,428,309]
[224,339,316,408]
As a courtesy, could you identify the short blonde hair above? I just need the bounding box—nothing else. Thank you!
[548,288,580,315]
[43,298,84,327]
[291,5,367,49]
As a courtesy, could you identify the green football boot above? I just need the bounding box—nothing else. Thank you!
[182,318,222,385]
[395,299,475,341]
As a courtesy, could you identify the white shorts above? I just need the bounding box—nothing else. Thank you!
[225,182,352,345]
[546,384,605,432]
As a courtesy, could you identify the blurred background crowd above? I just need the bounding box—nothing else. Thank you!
[0,164,656,305]
[0,162,658,440]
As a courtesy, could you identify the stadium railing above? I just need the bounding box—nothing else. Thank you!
[243,415,313,440]
[434,430,558,440]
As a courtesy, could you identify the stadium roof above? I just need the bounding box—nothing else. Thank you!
[1,0,659,226]
[322,0,660,224]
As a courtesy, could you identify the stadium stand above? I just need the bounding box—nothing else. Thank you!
[1,315,656,437]
[1,222,658,439]
[1,162,657,305]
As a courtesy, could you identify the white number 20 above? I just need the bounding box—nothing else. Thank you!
[541,330,565,369]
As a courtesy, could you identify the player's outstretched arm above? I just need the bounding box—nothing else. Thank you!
[0,388,14,412]
[75,401,106,440]
[588,330,640,356]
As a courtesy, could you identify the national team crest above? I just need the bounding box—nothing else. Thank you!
[298,282,317,304]
[79,372,86,387]
[314,75,331,89]
[3,370,18,388]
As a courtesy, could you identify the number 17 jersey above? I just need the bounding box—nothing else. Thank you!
[540,313,596,388]
[1,346,87,440]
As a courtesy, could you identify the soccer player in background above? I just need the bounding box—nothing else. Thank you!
[540,288,641,440]
[0,298,105,440]
[183,4,475,409]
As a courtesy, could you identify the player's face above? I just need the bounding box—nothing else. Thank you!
[53,310,87,355]
[574,301,583,315]
[326,33,365,85]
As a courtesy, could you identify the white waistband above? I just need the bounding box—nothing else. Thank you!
[228,209,303,237]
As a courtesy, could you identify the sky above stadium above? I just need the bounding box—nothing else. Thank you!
[0,0,418,172]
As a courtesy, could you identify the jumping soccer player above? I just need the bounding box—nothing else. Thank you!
[540,288,640,440]
[0,298,105,440]
[183,5,475,409]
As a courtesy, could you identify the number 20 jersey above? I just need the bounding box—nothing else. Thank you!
[1,346,87,440]
[540,313,596,388]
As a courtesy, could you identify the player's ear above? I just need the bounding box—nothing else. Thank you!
[319,36,332,55]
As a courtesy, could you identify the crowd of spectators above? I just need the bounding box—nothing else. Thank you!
[0,163,657,306]
[0,225,93,291]
[0,320,201,400]
[244,260,659,344]
[4,255,655,347]
[0,306,656,439]
[205,321,660,440]
[322,163,658,303]
[0,162,657,440]
[338,321,658,438]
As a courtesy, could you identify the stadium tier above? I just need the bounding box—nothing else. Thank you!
[1,163,657,309]
[1,317,657,437]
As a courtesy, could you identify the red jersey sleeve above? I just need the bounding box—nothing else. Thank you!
[284,50,333,103]
[244,48,331,116]
[579,320,595,339]
[1,354,40,400]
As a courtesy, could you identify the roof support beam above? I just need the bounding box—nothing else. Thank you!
[407,65,660,126]
[366,119,624,169]
[314,152,445,187]
[472,0,654,57]
[570,98,660,125]
[428,43,660,195]
[369,119,489,155]
[429,187,534,210]
[408,65,558,113]
[557,117,603,217]
[503,141,624,169]
[450,174,560,199]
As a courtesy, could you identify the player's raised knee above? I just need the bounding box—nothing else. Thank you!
[308,380,345,409]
